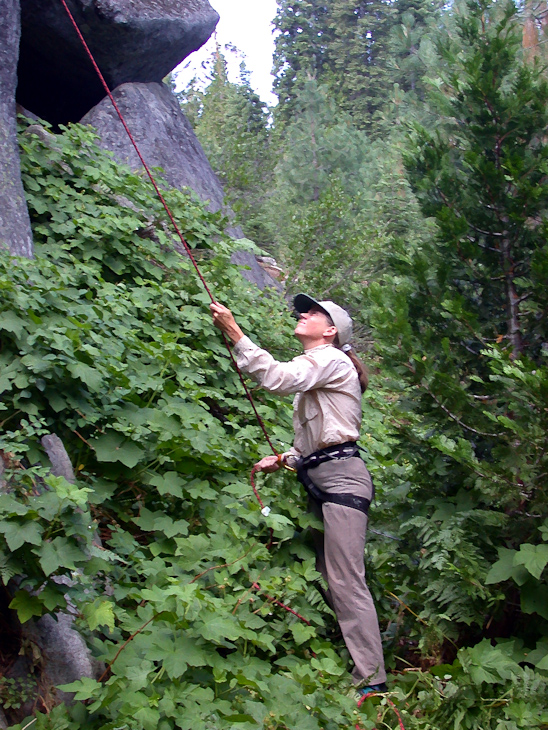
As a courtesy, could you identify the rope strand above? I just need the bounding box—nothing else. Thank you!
[357,694,406,730]
[58,0,277,454]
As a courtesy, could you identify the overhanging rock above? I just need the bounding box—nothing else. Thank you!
[17,0,219,126]
[81,81,281,291]
[81,81,226,213]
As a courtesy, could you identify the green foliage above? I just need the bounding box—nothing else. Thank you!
[368,639,548,729]
[273,0,443,132]
[321,0,397,129]
[273,0,395,130]
[272,0,333,126]
[405,0,548,357]
[3,2,548,724]
[0,676,35,710]
[264,78,388,329]
[0,119,365,729]
[178,48,274,245]
[362,0,548,672]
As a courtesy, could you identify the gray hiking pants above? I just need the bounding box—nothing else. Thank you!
[309,456,386,685]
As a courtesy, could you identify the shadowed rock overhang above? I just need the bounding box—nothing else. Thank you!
[16,0,219,126]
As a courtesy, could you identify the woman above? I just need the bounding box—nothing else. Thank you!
[210,294,387,694]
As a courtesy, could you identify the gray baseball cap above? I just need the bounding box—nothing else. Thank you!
[293,293,353,347]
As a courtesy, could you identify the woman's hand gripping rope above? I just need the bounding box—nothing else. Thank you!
[252,454,296,516]
[255,454,282,474]
[250,454,294,546]
[210,302,245,345]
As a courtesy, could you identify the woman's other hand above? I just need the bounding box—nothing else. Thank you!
[254,455,281,473]
[210,302,244,344]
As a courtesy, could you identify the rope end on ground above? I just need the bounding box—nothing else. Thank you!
[356,692,406,730]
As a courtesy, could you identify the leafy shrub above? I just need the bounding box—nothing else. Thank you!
[0,120,360,729]
[360,639,548,730]
[0,676,35,710]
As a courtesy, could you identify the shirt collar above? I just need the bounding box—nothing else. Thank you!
[303,343,334,353]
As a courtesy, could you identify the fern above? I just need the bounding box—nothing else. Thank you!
[0,553,16,586]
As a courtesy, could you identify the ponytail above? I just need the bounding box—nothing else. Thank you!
[345,347,369,393]
[332,333,368,393]
[324,312,369,393]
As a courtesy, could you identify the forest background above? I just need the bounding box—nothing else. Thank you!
[1,0,548,728]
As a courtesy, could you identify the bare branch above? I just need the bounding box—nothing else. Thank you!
[426,388,502,438]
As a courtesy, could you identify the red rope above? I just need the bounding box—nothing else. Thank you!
[250,465,266,510]
[224,341,279,454]
[58,0,278,456]
[251,583,311,626]
[250,465,274,548]
[59,0,307,634]
[59,0,213,297]
[386,698,406,730]
[356,694,406,730]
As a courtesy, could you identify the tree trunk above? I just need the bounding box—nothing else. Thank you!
[501,233,522,355]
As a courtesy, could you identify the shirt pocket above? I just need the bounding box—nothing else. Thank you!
[297,393,320,427]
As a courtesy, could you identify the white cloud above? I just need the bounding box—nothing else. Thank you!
[173,0,279,106]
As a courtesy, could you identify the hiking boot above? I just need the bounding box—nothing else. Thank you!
[358,682,388,698]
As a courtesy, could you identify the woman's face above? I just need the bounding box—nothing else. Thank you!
[294,306,336,343]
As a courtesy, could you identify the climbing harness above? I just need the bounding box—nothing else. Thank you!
[300,441,362,469]
[296,442,372,515]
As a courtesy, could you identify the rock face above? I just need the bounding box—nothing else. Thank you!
[231,249,283,292]
[41,434,76,482]
[17,0,219,126]
[0,0,33,258]
[1,435,100,721]
[28,613,101,704]
[81,81,281,290]
[1,611,101,723]
[81,82,227,213]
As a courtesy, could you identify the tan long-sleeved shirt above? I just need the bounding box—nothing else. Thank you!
[233,335,362,458]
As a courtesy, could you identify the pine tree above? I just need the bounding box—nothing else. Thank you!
[368,0,548,644]
[387,0,443,97]
[324,0,396,128]
[273,0,333,125]
[267,78,387,320]
[405,0,548,359]
[178,47,274,244]
[273,0,443,131]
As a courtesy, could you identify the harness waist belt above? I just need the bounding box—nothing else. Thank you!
[301,441,361,469]
[296,442,371,516]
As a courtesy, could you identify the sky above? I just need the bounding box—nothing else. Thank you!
[173,0,279,106]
